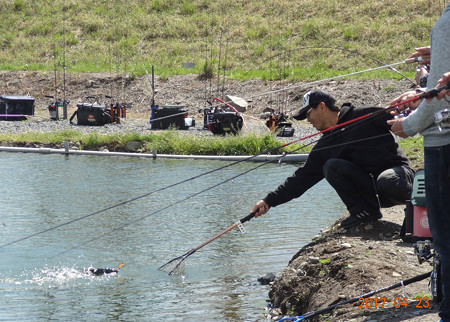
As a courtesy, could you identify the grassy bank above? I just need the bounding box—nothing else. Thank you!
[0,1,445,80]
[0,130,308,155]
[0,130,424,168]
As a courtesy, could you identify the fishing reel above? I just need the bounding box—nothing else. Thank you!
[434,108,450,131]
[413,240,433,264]
[413,240,443,302]
[393,107,412,119]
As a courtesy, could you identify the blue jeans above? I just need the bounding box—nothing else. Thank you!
[425,144,450,321]
[323,158,414,215]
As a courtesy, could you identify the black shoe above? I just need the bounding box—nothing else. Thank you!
[340,210,382,229]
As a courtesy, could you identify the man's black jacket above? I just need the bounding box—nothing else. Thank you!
[263,103,412,208]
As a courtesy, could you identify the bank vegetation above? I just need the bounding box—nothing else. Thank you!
[0,0,444,81]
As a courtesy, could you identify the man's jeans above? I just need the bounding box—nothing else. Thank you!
[425,144,450,321]
[323,158,414,215]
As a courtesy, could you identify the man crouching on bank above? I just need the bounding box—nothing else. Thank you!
[251,89,414,229]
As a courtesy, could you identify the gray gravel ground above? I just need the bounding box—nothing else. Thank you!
[0,111,317,144]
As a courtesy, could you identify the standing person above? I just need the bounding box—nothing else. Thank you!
[388,4,450,322]
[250,89,414,230]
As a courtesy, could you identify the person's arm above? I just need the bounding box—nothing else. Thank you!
[250,151,325,217]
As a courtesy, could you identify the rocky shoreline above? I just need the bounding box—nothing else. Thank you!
[266,205,439,322]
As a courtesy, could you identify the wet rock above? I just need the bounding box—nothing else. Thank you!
[257,272,276,285]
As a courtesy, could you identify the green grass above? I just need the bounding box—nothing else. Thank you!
[397,136,425,170]
[0,130,424,168]
[0,0,444,80]
[0,130,311,155]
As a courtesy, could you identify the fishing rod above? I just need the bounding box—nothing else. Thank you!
[3,84,448,250]
[51,101,416,263]
[279,271,432,321]
[217,27,223,99]
[222,34,229,100]
[157,84,450,275]
[158,211,257,275]
[62,0,67,119]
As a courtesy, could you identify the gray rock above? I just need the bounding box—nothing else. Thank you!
[257,272,276,285]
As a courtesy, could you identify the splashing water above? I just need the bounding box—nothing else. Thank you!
[1,265,119,287]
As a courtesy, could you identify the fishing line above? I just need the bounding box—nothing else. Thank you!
[0,126,317,249]
[0,153,268,249]
[204,46,421,113]
[50,103,421,259]
[48,145,316,259]
[3,85,444,249]
[5,77,445,253]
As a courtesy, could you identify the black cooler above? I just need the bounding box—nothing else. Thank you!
[0,95,35,120]
[70,103,111,126]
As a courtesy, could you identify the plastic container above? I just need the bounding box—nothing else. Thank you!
[413,206,432,237]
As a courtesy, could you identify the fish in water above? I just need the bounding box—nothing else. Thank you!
[85,263,123,276]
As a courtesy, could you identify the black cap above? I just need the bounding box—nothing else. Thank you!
[293,89,337,120]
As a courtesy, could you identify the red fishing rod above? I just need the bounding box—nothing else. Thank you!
[283,82,450,148]
[158,83,450,275]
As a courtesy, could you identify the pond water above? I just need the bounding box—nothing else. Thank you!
[0,152,346,321]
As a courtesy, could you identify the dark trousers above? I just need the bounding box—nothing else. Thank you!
[424,144,450,321]
[323,158,414,216]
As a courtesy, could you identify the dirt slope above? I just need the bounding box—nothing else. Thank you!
[0,71,415,121]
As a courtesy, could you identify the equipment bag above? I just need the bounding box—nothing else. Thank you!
[70,103,111,126]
